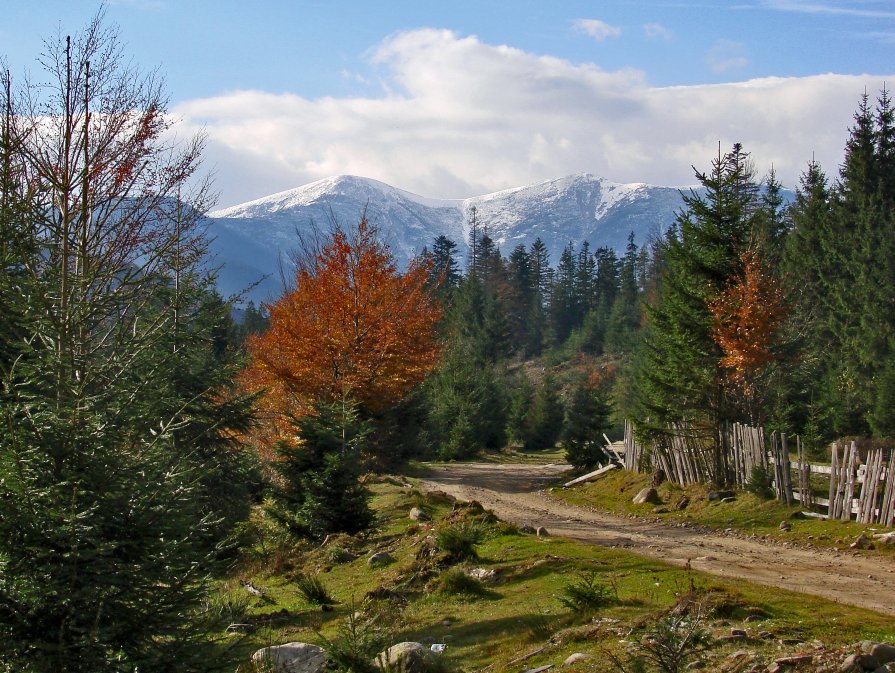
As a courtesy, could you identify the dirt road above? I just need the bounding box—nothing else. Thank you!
[421,462,895,617]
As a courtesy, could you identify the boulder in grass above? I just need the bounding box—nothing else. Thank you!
[870,643,895,665]
[840,653,879,672]
[633,487,661,505]
[373,642,435,673]
[251,643,327,673]
[707,490,735,502]
[368,551,395,566]
[850,534,874,550]
[564,653,590,666]
[468,567,498,583]
[409,507,430,522]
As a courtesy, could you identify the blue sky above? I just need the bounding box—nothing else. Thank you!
[4,1,895,206]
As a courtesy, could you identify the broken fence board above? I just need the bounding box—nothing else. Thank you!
[563,463,617,487]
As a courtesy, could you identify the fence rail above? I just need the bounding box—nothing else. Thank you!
[622,420,894,525]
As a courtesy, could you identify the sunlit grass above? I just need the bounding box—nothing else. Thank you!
[220,476,895,672]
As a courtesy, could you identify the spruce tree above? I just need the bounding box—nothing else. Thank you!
[529,238,552,300]
[551,242,579,343]
[0,18,253,671]
[580,246,621,354]
[522,375,564,452]
[421,276,509,458]
[634,144,767,483]
[266,400,374,539]
[605,233,642,354]
[505,244,534,351]
[562,380,612,471]
[429,234,461,297]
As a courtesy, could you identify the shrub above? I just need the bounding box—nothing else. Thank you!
[438,567,486,595]
[295,573,335,606]
[746,465,773,499]
[326,546,357,565]
[604,600,712,673]
[318,607,385,673]
[436,522,483,562]
[634,606,712,673]
[209,585,252,625]
[559,571,615,613]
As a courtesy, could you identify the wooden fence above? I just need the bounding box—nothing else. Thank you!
[622,420,895,525]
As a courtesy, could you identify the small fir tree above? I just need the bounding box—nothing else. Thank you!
[562,380,612,471]
[522,375,565,452]
[266,400,374,540]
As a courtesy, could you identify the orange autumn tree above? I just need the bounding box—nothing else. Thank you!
[707,246,786,419]
[242,217,442,449]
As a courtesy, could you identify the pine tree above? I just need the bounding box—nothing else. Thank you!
[522,374,564,452]
[605,233,642,354]
[579,246,619,354]
[575,240,596,318]
[266,400,374,540]
[562,379,612,471]
[505,374,535,446]
[0,16,253,671]
[635,144,768,484]
[551,242,578,343]
[429,234,461,297]
[421,275,509,458]
[777,160,836,439]
[505,244,535,352]
[529,237,552,300]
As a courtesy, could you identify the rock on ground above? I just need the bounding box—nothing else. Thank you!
[870,643,895,665]
[468,567,499,583]
[409,507,430,522]
[841,652,880,671]
[368,551,395,566]
[564,653,590,666]
[633,487,661,505]
[374,642,435,673]
[251,643,327,673]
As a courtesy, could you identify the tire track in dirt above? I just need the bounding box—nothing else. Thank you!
[420,462,895,617]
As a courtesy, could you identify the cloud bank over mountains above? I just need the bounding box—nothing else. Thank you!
[175,28,893,208]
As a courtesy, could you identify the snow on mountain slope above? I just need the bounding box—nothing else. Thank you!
[206,174,697,305]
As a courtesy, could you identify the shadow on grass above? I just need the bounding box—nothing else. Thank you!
[398,611,564,649]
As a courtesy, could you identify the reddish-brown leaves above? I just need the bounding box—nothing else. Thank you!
[708,247,786,394]
[241,217,442,444]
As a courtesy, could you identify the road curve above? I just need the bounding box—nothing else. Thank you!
[420,461,895,617]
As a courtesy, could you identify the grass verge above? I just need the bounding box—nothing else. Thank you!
[221,476,895,672]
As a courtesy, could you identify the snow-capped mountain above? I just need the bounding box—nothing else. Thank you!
[206,174,692,304]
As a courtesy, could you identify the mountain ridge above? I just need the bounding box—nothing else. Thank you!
[205,173,714,304]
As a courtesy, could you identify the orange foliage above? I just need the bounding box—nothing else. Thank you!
[708,247,786,393]
[241,217,442,445]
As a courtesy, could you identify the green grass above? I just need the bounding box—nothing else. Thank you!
[221,476,895,673]
[553,468,895,555]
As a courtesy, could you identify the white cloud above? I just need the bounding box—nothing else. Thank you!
[707,39,749,73]
[173,29,894,208]
[761,0,895,19]
[643,22,674,40]
[572,19,622,41]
